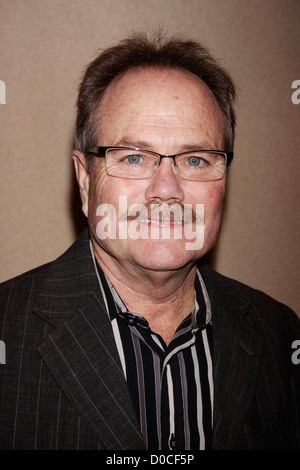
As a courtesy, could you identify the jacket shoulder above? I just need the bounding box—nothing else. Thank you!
[199,264,299,331]
[0,262,51,305]
[0,230,90,308]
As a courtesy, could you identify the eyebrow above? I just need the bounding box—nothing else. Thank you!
[115,138,218,152]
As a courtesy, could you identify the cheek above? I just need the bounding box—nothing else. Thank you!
[88,169,147,214]
[193,182,225,235]
[206,182,225,207]
[88,168,106,211]
[190,180,225,209]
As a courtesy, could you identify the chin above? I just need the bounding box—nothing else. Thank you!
[132,239,201,272]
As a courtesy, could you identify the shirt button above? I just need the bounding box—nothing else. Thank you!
[127,314,137,326]
[169,434,178,450]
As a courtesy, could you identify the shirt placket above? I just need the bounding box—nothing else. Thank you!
[127,318,197,450]
[160,323,198,450]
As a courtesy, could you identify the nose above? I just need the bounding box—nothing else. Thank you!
[144,157,185,203]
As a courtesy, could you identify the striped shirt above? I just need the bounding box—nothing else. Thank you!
[91,248,213,450]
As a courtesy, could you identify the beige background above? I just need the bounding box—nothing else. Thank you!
[0,0,299,316]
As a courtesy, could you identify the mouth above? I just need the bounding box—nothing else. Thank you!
[126,203,197,225]
[134,218,185,227]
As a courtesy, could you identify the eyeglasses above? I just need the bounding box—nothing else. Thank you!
[85,146,233,182]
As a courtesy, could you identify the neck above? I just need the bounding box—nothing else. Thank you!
[92,243,197,344]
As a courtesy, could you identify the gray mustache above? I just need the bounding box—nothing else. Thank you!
[123,203,202,224]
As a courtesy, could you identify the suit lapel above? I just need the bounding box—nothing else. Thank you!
[33,230,144,450]
[36,295,144,449]
[210,283,264,449]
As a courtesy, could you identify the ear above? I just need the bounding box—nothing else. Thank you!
[72,150,90,218]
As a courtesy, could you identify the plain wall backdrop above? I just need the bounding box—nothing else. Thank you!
[0,0,299,316]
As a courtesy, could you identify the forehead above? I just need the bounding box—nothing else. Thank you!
[96,66,224,147]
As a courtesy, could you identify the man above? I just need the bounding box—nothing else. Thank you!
[0,32,299,450]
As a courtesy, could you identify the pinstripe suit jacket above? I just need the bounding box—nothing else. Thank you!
[0,229,299,450]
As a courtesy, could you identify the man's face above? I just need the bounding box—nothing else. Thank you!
[75,67,227,273]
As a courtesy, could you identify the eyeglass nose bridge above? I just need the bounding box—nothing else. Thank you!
[154,154,180,178]
[155,154,178,168]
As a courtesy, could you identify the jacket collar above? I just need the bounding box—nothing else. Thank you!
[33,229,101,325]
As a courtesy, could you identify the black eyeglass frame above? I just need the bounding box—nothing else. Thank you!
[85,146,234,180]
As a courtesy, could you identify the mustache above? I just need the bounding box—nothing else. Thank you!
[120,202,202,224]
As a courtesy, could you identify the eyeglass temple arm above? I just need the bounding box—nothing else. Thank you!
[84,147,108,155]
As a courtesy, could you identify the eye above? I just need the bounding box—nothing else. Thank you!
[125,154,143,164]
[187,156,204,167]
